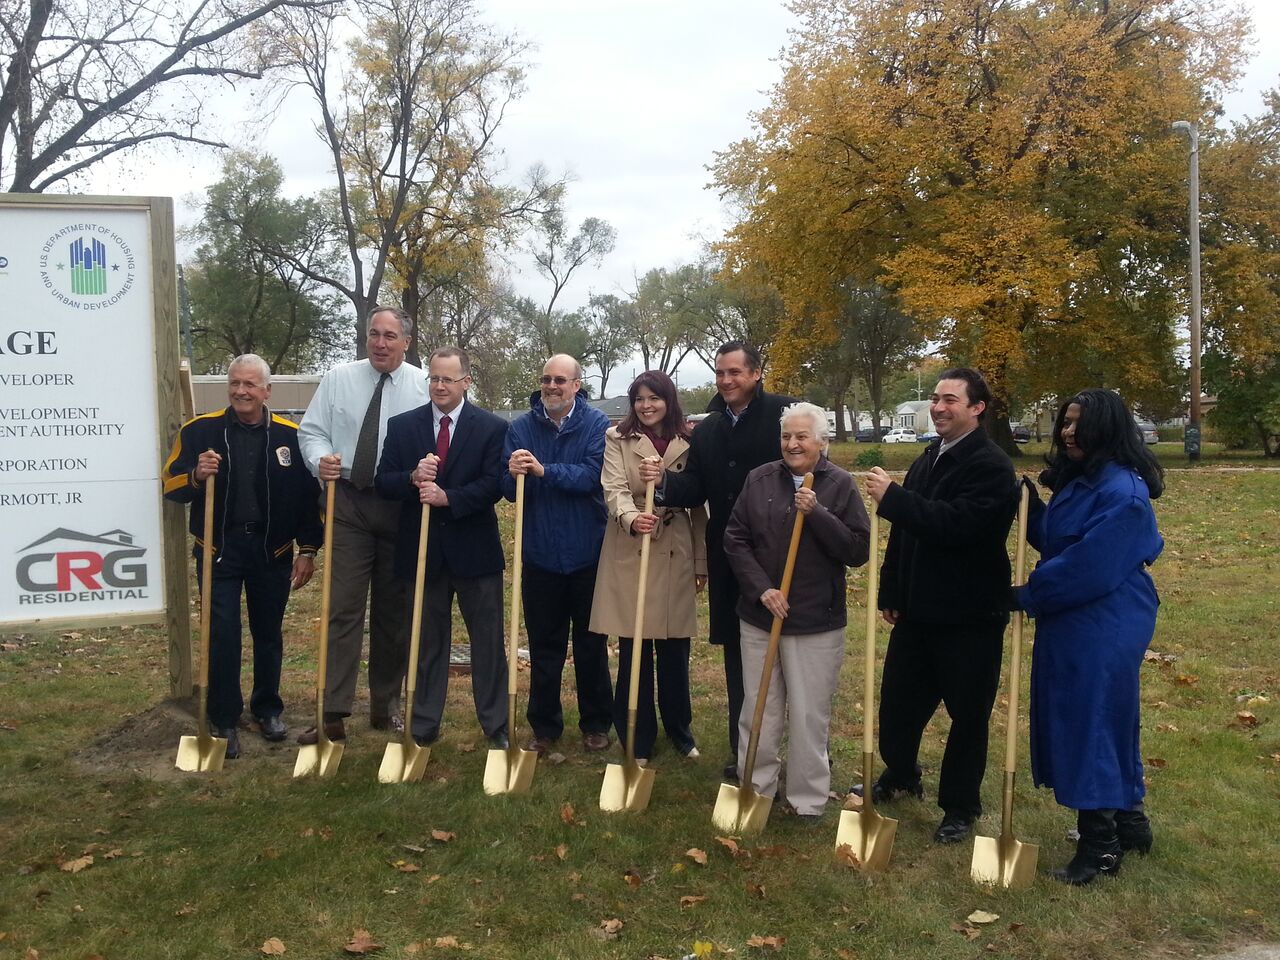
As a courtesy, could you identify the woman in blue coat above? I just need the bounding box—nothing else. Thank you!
[1014,389,1164,886]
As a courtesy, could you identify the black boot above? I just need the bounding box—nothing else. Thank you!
[1115,806,1153,855]
[1051,809,1122,886]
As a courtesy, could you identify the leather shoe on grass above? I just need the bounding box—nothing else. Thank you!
[525,735,555,756]
[296,719,346,745]
[848,778,924,805]
[582,731,611,752]
[255,715,287,742]
[933,813,974,844]
[488,732,509,750]
[214,727,241,759]
[371,713,404,734]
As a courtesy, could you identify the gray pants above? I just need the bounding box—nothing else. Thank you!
[411,571,507,743]
[323,481,409,719]
[737,619,846,816]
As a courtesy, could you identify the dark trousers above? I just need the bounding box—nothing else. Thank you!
[877,618,1004,819]
[723,634,745,758]
[196,530,292,729]
[522,562,613,740]
[411,571,506,743]
[613,637,695,759]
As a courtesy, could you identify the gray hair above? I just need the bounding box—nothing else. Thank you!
[780,402,830,446]
[228,353,271,386]
[368,304,413,338]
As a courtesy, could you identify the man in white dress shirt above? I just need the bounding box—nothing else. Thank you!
[296,305,429,743]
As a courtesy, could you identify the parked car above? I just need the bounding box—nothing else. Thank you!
[882,427,918,444]
[854,425,889,442]
[918,431,939,443]
[1134,419,1159,445]
[1011,423,1031,444]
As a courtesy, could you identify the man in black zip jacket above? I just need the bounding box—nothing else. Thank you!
[639,341,798,779]
[162,355,322,757]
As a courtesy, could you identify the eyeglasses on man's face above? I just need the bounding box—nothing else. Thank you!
[428,375,469,385]
[539,375,577,386]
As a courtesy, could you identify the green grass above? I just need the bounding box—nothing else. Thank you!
[1,471,1277,959]
[825,440,1277,472]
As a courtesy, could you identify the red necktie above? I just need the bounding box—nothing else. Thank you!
[435,414,451,466]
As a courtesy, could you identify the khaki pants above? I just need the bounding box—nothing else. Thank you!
[737,619,846,816]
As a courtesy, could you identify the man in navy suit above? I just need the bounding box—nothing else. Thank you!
[375,346,510,747]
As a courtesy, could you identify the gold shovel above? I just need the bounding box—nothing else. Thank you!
[177,466,228,772]
[379,502,432,784]
[834,508,897,870]
[294,479,345,779]
[971,484,1039,888]
[711,473,813,835]
[600,478,659,812]
[485,473,539,795]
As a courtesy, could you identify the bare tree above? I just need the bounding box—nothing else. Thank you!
[1,0,331,192]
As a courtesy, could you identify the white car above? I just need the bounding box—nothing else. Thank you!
[882,427,918,444]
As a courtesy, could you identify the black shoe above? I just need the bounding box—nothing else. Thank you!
[722,760,739,784]
[1052,810,1123,885]
[413,731,439,748]
[488,732,509,750]
[932,813,973,844]
[848,778,924,805]
[1115,809,1153,855]
[255,715,287,742]
[371,713,404,734]
[214,727,241,760]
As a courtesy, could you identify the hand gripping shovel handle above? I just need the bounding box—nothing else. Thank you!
[1000,485,1031,836]
[623,480,657,764]
[403,502,431,744]
[740,473,813,789]
[196,467,216,738]
[507,474,525,723]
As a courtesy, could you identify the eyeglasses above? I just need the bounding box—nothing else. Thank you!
[428,375,469,385]
[539,375,578,386]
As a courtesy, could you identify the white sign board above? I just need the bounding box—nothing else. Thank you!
[0,204,166,624]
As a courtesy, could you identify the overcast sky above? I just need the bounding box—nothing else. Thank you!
[84,0,1280,389]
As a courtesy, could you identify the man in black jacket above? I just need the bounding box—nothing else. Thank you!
[162,355,323,758]
[857,367,1015,843]
[640,341,797,778]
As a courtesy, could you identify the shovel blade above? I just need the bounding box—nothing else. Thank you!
[175,733,226,773]
[834,808,898,872]
[483,747,538,796]
[378,741,430,784]
[711,782,773,835]
[599,761,656,812]
[293,739,344,779]
[971,834,1039,889]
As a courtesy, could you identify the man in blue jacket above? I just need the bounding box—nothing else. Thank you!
[162,354,322,758]
[502,354,613,755]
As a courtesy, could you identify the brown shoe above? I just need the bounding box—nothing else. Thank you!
[524,735,555,756]
[296,720,346,745]
[582,731,611,752]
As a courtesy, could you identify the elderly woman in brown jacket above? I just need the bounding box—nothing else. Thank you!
[590,371,707,761]
[724,401,870,819]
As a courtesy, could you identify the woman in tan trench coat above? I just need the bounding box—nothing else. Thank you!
[590,371,707,761]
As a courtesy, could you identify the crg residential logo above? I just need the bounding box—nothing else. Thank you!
[16,527,150,605]
[37,223,137,309]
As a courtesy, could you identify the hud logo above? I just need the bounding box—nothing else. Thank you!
[37,223,137,308]
[16,527,149,604]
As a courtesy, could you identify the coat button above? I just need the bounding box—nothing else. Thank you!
[728,460,736,467]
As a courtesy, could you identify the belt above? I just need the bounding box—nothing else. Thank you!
[230,521,263,535]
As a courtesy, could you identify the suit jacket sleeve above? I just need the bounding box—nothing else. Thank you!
[161,420,202,503]
[441,416,505,519]
[659,429,708,507]
[877,452,1014,547]
[374,417,419,502]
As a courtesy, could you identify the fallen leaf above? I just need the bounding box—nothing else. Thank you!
[623,867,643,888]
[571,892,586,902]
[176,903,197,917]
[319,826,334,840]
[1008,923,1024,932]
[680,894,708,909]
[103,849,124,860]
[1155,723,1179,732]
[685,847,708,865]
[967,910,999,924]
[746,882,766,899]
[692,943,715,957]
[401,843,426,854]
[25,949,38,960]
[395,861,420,874]
[836,950,857,960]
[834,843,861,869]
[405,945,421,956]
[430,829,456,843]
[457,741,477,753]
[595,918,624,941]
[343,929,382,954]
[434,935,462,947]
[949,922,980,941]
[59,856,93,874]
[560,803,577,825]
[1232,711,1260,729]
[555,843,568,861]
[299,827,315,837]
[1174,674,1199,686]
[1143,650,1177,663]
[426,874,442,884]
[714,836,740,856]
[547,751,567,765]
[746,934,785,950]
[261,937,287,955]
[1145,757,1167,768]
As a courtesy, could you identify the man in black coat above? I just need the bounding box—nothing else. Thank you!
[640,341,797,778]
[857,367,1016,844]
[375,347,510,748]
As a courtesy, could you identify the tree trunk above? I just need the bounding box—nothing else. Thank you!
[831,393,848,442]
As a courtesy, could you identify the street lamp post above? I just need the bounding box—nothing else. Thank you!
[1172,119,1202,461]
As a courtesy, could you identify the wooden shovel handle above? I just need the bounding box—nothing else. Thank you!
[1003,485,1030,773]
[622,480,657,762]
[508,474,525,695]
[314,478,337,729]
[402,501,431,737]
[863,508,879,755]
[196,464,215,731]
[741,472,813,785]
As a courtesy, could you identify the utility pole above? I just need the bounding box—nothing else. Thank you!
[1172,120,1202,462]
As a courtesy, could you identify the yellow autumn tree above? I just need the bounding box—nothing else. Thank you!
[713,0,1251,431]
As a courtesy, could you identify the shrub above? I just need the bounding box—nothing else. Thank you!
[855,447,884,469]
